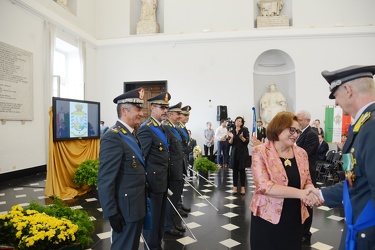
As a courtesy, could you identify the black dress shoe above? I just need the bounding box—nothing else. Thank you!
[301,237,311,246]
[165,228,183,236]
[174,224,186,232]
[178,209,188,218]
[181,205,191,212]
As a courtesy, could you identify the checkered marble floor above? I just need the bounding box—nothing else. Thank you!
[0,169,344,249]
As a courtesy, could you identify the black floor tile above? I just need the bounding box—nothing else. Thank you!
[0,169,344,249]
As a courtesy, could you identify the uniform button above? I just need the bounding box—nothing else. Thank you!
[361,233,366,238]
[153,172,156,174]
[125,194,128,196]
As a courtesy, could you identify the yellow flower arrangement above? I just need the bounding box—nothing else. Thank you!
[0,205,79,250]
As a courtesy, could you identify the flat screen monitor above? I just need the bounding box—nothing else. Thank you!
[52,97,100,142]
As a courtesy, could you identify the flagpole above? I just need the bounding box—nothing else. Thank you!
[252,106,256,137]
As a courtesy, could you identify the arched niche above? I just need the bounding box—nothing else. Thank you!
[253,49,295,123]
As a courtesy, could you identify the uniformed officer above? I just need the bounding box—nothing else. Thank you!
[163,102,186,236]
[177,105,192,212]
[137,92,170,250]
[318,65,375,250]
[97,87,146,250]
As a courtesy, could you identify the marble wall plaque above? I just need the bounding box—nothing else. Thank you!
[0,41,33,121]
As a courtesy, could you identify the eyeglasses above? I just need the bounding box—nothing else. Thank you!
[153,105,169,110]
[289,127,302,135]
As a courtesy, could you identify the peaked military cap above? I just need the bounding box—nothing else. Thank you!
[181,105,191,115]
[321,65,375,99]
[168,102,182,113]
[147,92,171,106]
[113,87,145,107]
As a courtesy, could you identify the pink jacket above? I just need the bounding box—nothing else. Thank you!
[249,141,313,224]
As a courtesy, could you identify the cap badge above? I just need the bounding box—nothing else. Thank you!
[138,88,145,100]
[330,79,342,91]
[164,93,168,102]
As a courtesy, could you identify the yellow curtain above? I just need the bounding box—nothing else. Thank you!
[45,107,100,198]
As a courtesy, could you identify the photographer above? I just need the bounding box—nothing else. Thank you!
[228,116,250,195]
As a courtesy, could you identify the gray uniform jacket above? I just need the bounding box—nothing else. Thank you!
[163,120,184,181]
[321,103,375,250]
[98,121,146,222]
[137,117,169,193]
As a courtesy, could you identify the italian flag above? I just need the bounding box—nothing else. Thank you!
[324,106,351,143]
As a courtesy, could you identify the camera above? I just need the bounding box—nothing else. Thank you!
[226,117,235,131]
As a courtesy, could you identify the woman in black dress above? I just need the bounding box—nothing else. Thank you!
[228,116,250,195]
[249,111,320,250]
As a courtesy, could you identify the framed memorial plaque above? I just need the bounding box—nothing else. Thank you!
[0,41,33,121]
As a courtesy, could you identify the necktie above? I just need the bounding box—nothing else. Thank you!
[132,131,141,147]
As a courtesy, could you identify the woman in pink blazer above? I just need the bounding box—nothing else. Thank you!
[250,111,317,250]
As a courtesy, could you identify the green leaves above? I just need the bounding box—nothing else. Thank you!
[193,157,218,173]
[73,159,99,189]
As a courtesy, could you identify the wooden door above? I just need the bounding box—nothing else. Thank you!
[124,81,167,124]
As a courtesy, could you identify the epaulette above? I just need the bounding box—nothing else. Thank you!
[110,127,120,133]
[119,127,127,135]
[353,112,371,133]
[146,118,158,127]
[178,122,185,129]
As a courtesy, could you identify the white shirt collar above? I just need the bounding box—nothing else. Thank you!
[117,119,134,134]
[353,101,375,124]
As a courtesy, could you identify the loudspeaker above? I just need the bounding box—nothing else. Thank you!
[217,105,228,121]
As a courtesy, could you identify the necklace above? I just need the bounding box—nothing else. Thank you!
[283,158,292,167]
[276,147,293,167]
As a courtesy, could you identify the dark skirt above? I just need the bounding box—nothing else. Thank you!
[250,157,302,250]
[250,198,302,250]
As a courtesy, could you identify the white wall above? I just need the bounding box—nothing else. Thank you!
[0,1,47,173]
[1,0,375,173]
[95,29,375,149]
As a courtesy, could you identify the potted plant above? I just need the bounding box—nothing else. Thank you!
[73,159,99,190]
[0,197,94,250]
[194,156,218,179]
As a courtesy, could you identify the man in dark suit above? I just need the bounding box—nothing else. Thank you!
[318,65,375,250]
[317,133,329,161]
[296,109,319,246]
[97,88,146,250]
[256,119,267,142]
[137,92,171,250]
[163,102,186,236]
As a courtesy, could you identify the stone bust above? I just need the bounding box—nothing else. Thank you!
[259,83,287,127]
[257,0,284,17]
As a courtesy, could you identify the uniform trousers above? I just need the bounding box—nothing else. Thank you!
[111,218,143,250]
[165,179,184,231]
[143,191,167,250]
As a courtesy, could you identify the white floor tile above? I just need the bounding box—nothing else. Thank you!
[97,231,111,239]
[190,211,205,217]
[311,242,334,250]
[224,203,238,208]
[194,203,208,208]
[223,212,238,218]
[327,215,344,221]
[176,236,197,245]
[219,238,241,248]
[317,206,332,211]
[221,223,239,231]
[186,222,201,229]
